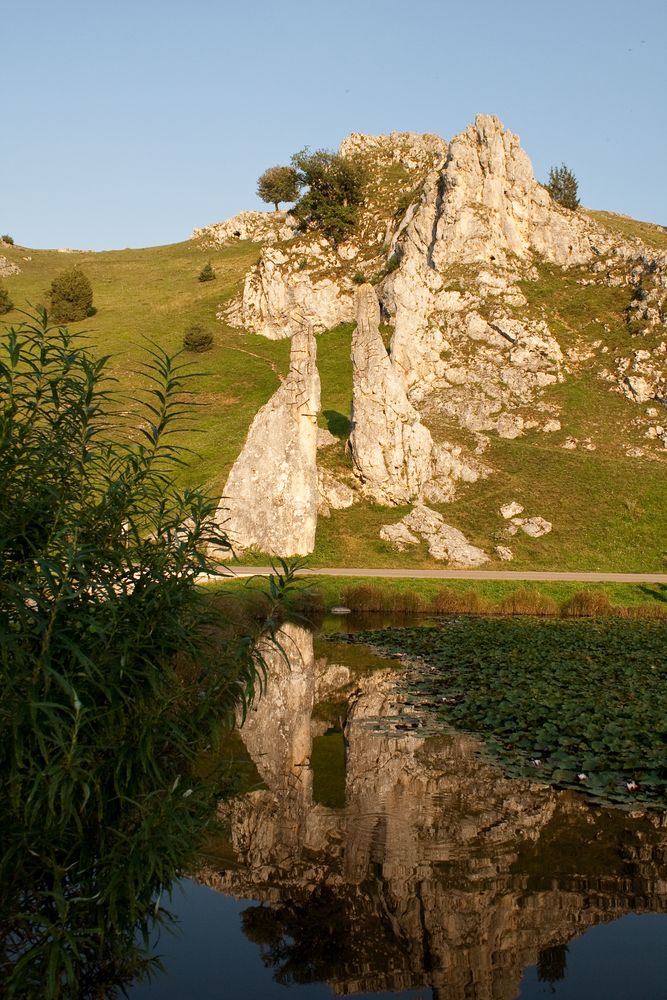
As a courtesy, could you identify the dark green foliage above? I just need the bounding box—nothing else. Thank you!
[1,234,14,245]
[344,619,667,807]
[546,163,580,210]
[0,313,283,997]
[86,304,97,316]
[256,165,301,211]
[198,260,216,282]
[183,323,213,352]
[49,266,94,323]
[291,148,366,245]
[352,272,366,285]
[0,283,12,314]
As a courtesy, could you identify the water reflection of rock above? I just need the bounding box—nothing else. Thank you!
[200,624,667,999]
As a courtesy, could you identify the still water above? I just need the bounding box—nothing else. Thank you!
[130,621,667,1000]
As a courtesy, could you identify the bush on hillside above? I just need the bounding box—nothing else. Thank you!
[183,324,213,352]
[291,148,366,245]
[546,164,580,210]
[256,165,301,211]
[49,267,94,323]
[1,234,14,245]
[0,283,13,314]
[198,261,216,282]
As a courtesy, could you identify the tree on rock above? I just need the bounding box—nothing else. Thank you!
[546,164,580,210]
[290,148,366,245]
[257,165,301,211]
[49,267,94,323]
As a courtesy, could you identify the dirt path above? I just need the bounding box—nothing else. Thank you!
[207,567,667,584]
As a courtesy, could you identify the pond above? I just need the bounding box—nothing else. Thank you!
[129,618,667,1000]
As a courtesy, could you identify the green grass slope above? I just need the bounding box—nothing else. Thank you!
[1,208,665,573]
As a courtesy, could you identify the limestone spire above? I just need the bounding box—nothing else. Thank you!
[216,326,320,556]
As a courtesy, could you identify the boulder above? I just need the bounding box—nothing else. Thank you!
[379,522,420,551]
[392,504,490,566]
[318,468,357,516]
[512,516,553,538]
[499,501,524,520]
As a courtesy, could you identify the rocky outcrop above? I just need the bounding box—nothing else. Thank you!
[349,284,435,503]
[192,210,297,246]
[618,344,667,405]
[215,328,320,555]
[349,284,485,504]
[231,245,354,339]
[0,255,20,277]
[317,468,357,517]
[381,503,489,566]
[340,130,447,170]
[382,115,609,431]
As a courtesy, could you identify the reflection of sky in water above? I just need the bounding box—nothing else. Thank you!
[130,624,667,1000]
[518,915,667,999]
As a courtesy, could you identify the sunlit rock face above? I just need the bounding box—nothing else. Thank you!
[349,284,486,506]
[349,284,435,504]
[192,210,298,247]
[199,626,667,999]
[215,328,320,556]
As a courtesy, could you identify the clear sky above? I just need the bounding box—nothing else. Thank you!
[3,0,666,250]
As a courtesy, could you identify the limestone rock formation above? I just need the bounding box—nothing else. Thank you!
[507,515,553,538]
[232,245,354,339]
[349,284,436,503]
[0,255,20,277]
[382,504,489,566]
[215,328,320,556]
[379,115,619,449]
[349,284,486,504]
[339,130,447,169]
[317,467,357,517]
[192,210,297,246]
[379,521,419,551]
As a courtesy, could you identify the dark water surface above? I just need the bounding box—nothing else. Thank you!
[130,620,667,1000]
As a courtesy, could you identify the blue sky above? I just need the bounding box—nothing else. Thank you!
[3,0,666,249]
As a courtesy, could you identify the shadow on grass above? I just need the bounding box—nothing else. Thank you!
[323,409,351,438]
[639,583,667,604]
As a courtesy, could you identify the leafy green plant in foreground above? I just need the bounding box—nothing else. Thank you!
[344,619,667,808]
[0,313,280,998]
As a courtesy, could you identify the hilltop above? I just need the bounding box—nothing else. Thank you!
[1,115,666,572]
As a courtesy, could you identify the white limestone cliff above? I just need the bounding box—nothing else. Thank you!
[349,284,484,504]
[215,327,320,555]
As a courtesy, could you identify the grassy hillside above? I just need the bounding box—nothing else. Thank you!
[1,210,665,573]
[0,238,291,496]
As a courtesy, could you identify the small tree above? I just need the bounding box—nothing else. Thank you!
[49,266,94,322]
[198,261,216,282]
[257,165,301,211]
[546,164,580,210]
[1,234,14,245]
[291,148,366,245]
[0,283,12,314]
